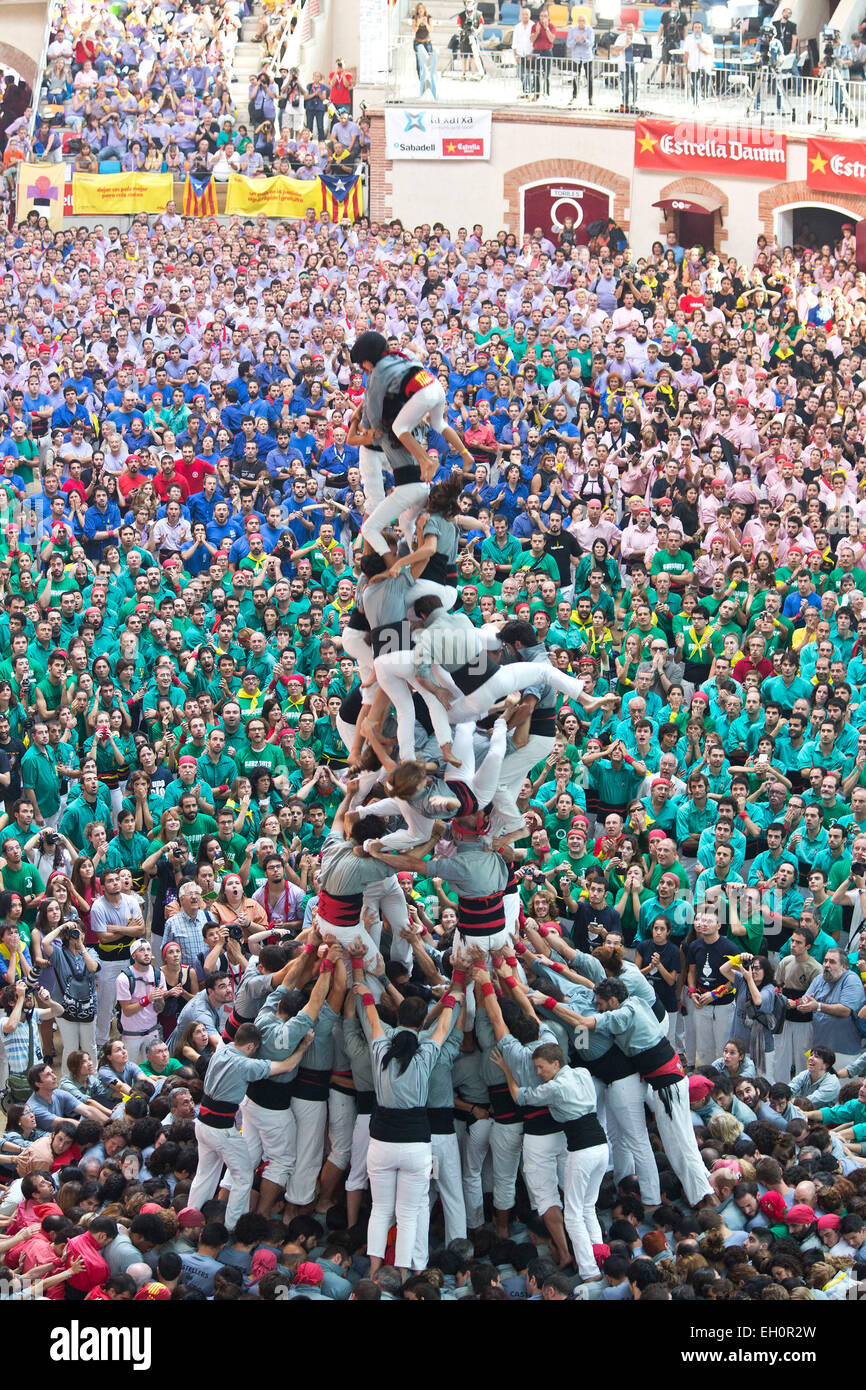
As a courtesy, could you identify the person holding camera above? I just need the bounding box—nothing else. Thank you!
[37,912,99,1061]
[195,919,246,996]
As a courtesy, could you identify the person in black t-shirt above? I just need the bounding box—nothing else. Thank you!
[635,916,682,1044]
[0,714,24,812]
[543,511,581,592]
[571,872,622,952]
[686,910,738,1071]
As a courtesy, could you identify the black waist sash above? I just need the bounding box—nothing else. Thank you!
[428,1105,456,1135]
[523,1105,561,1136]
[318,889,362,928]
[488,1081,523,1125]
[347,608,371,632]
[584,1046,638,1084]
[246,1077,294,1110]
[199,1093,238,1129]
[370,1104,431,1142]
[457,891,506,937]
[563,1113,607,1151]
[293,1066,330,1102]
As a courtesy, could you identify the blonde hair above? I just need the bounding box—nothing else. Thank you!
[707,1113,743,1149]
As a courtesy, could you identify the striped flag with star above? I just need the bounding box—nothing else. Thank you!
[183,171,217,217]
[319,169,363,221]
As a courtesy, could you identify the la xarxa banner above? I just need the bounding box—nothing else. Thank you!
[224,172,323,217]
[384,108,491,160]
[634,120,786,179]
[807,137,866,194]
[72,171,174,214]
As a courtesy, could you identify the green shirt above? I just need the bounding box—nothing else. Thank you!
[3,861,45,923]
[20,744,61,819]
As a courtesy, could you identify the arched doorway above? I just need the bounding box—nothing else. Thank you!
[758,180,866,248]
[775,203,857,251]
[503,158,630,242]
[654,177,730,255]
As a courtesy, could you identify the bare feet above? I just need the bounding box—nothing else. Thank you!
[440,745,462,768]
[428,794,460,813]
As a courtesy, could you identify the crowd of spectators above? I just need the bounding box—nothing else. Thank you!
[0,60,866,1296]
[32,0,368,179]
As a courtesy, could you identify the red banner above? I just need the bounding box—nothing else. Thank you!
[634,120,786,179]
[442,137,484,157]
[807,137,866,194]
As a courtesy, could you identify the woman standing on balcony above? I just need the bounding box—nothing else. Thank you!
[412,5,437,99]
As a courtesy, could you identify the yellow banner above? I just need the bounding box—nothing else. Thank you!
[72,172,174,215]
[17,163,65,230]
[225,172,323,218]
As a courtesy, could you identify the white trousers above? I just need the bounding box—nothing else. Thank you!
[345,1111,371,1193]
[366,1137,432,1270]
[603,1073,660,1206]
[447,665,585,725]
[120,1027,161,1066]
[95,959,126,1049]
[362,874,413,972]
[285,1096,327,1205]
[364,720,509,859]
[775,1020,812,1082]
[341,624,376,697]
[461,1115,493,1227]
[391,379,448,437]
[240,1096,296,1188]
[564,1143,609,1280]
[317,913,381,973]
[359,444,387,514]
[646,1078,713,1205]
[327,1090,356,1171]
[374,648,453,760]
[56,1016,97,1063]
[427,1130,467,1247]
[188,1119,254,1230]
[361,481,429,558]
[494,734,556,835]
[523,1129,566,1214]
[490,1120,524,1210]
[694,1002,736,1071]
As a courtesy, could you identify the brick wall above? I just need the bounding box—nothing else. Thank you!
[502,157,630,236]
[655,176,730,251]
[757,178,866,238]
[366,111,391,222]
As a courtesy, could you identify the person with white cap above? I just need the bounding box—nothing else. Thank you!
[115,937,164,1065]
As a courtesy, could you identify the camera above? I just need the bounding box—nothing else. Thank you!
[44,830,58,846]
[227,922,244,943]
[822,26,837,62]
[61,926,80,942]
[853,860,866,876]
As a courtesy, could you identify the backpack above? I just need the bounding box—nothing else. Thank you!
[59,947,96,1022]
[746,988,787,1036]
[115,964,159,1021]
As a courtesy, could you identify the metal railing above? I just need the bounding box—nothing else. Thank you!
[386,36,866,135]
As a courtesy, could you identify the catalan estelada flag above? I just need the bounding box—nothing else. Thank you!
[183,172,217,217]
[319,169,363,221]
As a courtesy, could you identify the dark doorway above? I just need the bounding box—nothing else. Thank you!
[792,205,852,250]
[677,210,716,252]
